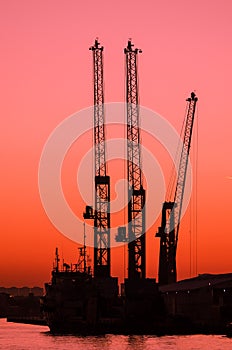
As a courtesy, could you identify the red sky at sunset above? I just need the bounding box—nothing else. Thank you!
[1,1,232,287]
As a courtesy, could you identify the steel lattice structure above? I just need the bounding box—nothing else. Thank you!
[89,39,111,278]
[156,92,198,285]
[125,40,146,279]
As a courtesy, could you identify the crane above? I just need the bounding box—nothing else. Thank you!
[84,39,111,278]
[116,40,146,280]
[156,92,198,285]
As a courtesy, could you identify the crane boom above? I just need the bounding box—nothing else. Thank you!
[125,40,146,279]
[156,92,198,285]
[88,39,111,278]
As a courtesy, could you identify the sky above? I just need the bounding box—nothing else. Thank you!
[0,0,232,287]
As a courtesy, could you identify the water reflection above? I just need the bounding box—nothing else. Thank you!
[1,320,232,350]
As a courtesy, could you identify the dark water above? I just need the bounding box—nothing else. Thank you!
[1,319,232,350]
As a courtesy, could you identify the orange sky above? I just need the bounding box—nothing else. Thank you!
[1,0,232,287]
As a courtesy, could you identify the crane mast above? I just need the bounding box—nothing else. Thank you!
[88,39,111,278]
[156,92,198,285]
[125,40,146,279]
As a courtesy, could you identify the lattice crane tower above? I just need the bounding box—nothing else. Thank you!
[85,39,111,278]
[156,92,198,285]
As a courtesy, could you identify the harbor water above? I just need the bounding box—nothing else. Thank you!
[1,319,232,350]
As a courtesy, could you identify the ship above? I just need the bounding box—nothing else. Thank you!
[41,244,165,334]
[41,242,124,334]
